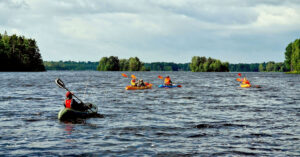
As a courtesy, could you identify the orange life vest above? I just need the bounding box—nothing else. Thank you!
[164,78,171,85]
[65,99,72,108]
[131,79,136,86]
[242,77,250,84]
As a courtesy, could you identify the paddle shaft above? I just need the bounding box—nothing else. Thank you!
[63,86,84,104]
[64,86,94,111]
[55,78,93,111]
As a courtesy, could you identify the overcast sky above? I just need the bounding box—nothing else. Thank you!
[0,0,299,63]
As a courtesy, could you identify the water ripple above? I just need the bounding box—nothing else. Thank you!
[0,71,299,156]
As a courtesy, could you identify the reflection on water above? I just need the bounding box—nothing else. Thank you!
[64,123,74,135]
[0,71,299,156]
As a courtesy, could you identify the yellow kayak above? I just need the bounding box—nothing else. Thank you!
[125,84,153,90]
[240,83,251,88]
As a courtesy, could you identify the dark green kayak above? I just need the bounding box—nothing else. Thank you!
[58,103,98,120]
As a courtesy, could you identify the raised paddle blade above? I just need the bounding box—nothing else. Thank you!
[236,78,241,82]
[131,75,136,79]
[55,78,65,88]
[158,75,163,79]
[238,73,242,77]
[122,73,128,78]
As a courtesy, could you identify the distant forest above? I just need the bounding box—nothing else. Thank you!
[229,62,288,72]
[44,60,190,71]
[0,32,45,71]
[43,61,289,72]
[97,56,145,71]
[43,38,299,72]
[144,62,190,71]
[44,61,98,70]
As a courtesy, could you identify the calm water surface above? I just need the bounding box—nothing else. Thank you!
[0,71,299,156]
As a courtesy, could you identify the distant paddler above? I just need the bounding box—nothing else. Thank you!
[122,73,149,87]
[236,73,260,88]
[164,76,173,86]
[158,75,182,88]
[122,73,152,90]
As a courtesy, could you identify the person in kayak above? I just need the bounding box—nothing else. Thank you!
[131,78,137,86]
[64,91,87,111]
[137,79,146,87]
[242,77,250,85]
[164,76,173,86]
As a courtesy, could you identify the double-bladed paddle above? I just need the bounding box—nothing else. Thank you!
[122,73,137,79]
[55,78,84,104]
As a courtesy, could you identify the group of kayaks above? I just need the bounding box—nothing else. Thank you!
[56,73,257,121]
[125,84,182,90]
[123,74,182,90]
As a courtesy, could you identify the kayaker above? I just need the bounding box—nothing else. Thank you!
[131,79,137,86]
[64,91,86,111]
[242,77,250,85]
[137,79,146,87]
[164,76,173,86]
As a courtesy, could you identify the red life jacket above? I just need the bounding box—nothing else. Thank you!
[65,99,72,108]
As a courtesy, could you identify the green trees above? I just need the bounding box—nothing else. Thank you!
[284,43,293,70]
[0,32,45,71]
[97,56,145,71]
[266,61,275,71]
[119,59,129,71]
[285,39,300,72]
[143,62,190,71]
[229,63,260,72]
[258,63,265,72]
[258,62,286,72]
[97,56,120,71]
[190,56,229,72]
[284,39,300,73]
[44,61,98,70]
[128,57,143,71]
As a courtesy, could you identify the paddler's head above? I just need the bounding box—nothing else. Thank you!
[66,91,72,99]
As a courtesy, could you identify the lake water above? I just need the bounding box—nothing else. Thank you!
[0,71,299,156]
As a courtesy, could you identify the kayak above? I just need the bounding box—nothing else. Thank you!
[158,84,182,88]
[58,103,98,120]
[125,84,152,90]
[240,84,251,88]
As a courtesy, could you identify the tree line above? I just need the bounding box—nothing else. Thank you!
[44,61,98,70]
[229,62,288,72]
[0,32,45,71]
[43,38,299,72]
[284,39,300,73]
[258,62,287,72]
[190,56,229,72]
[144,62,190,71]
[97,56,145,71]
[229,63,260,72]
